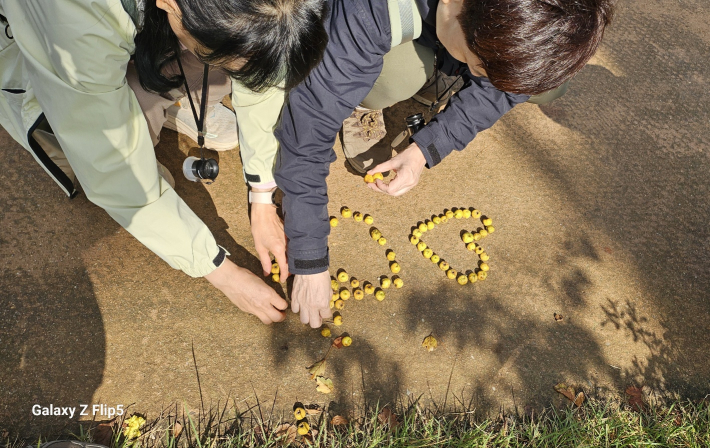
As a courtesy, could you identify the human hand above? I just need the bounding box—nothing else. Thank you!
[204,258,288,324]
[251,202,290,282]
[367,142,427,196]
[291,271,333,328]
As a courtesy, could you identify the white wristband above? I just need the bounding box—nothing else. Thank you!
[248,190,276,205]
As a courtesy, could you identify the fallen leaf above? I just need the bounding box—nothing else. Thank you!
[554,313,563,321]
[422,334,437,352]
[93,420,116,446]
[315,376,334,394]
[305,404,323,415]
[574,391,585,407]
[330,415,349,426]
[378,406,400,428]
[172,422,183,439]
[332,336,344,348]
[307,359,327,380]
[554,382,576,402]
[273,423,297,445]
[626,385,645,411]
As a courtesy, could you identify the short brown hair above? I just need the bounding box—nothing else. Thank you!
[458,0,614,95]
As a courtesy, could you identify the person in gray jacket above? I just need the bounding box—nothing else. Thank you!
[271,0,614,327]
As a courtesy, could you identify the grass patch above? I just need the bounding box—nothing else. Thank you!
[3,397,710,448]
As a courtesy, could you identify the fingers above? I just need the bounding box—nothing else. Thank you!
[308,308,322,328]
[257,248,272,277]
[270,292,289,311]
[368,159,397,175]
[319,306,333,321]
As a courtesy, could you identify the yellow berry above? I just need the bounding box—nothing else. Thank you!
[467,242,476,251]
[338,271,349,283]
[482,217,493,226]
[271,263,280,274]
[430,254,440,264]
[390,262,401,274]
[373,172,384,181]
[331,279,339,291]
[468,272,478,283]
[330,217,339,227]
[334,299,345,310]
[417,241,427,252]
[364,215,374,225]
[393,277,403,288]
[445,210,454,219]
[342,336,352,347]
[339,289,351,300]
[350,278,359,288]
[371,229,382,240]
[341,207,352,218]
[439,260,449,271]
[333,314,343,325]
[386,250,396,261]
[364,283,375,294]
[472,209,481,219]
[454,209,463,219]
[440,214,448,223]
[297,421,310,436]
[353,212,363,222]
[472,232,482,241]
[272,273,280,282]
[329,300,335,309]
[479,229,489,238]
[426,220,435,229]
[321,327,331,338]
[480,252,490,261]
[380,277,392,289]
[486,225,495,233]
[422,248,433,259]
[332,292,338,301]
[457,274,468,285]
[477,270,487,281]
[446,268,458,280]
[375,289,385,301]
[479,262,490,272]
[418,222,428,233]
[432,216,441,225]
[294,406,307,420]
[475,245,484,255]
[353,288,364,300]
[463,209,472,219]
[363,174,375,183]
[412,229,423,238]
[462,232,474,244]
[410,235,420,245]
[377,236,387,246]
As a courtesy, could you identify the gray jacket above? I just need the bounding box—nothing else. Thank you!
[274,0,529,274]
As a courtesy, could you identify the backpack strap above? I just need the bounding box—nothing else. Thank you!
[120,0,145,31]
[388,0,422,48]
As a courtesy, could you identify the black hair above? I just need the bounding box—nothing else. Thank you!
[458,0,614,95]
[134,0,329,94]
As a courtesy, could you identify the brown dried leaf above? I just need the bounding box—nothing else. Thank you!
[573,391,585,407]
[273,423,297,445]
[172,422,183,439]
[626,385,646,411]
[331,415,349,426]
[315,376,334,394]
[305,404,322,415]
[377,406,400,429]
[93,420,117,446]
[554,313,563,321]
[554,382,576,402]
[422,334,437,352]
[332,336,344,349]
[307,359,327,380]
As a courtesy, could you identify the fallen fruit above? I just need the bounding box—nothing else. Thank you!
[482,217,493,226]
[321,327,331,338]
[487,225,495,233]
[463,209,472,219]
[364,283,375,295]
[457,274,468,285]
[375,289,385,301]
[446,268,458,280]
[480,252,490,261]
[371,229,382,240]
[353,212,363,222]
[341,207,352,218]
[468,272,478,283]
[390,262,401,274]
[412,229,423,238]
[477,270,487,281]
[479,229,489,238]
[440,214,448,223]
[479,262,490,272]
[297,421,310,436]
[364,215,374,225]
[342,336,352,347]
[338,271,349,283]
[393,277,403,288]
[294,405,307,420]
[386,250,396,261]
[472,232,482,241]
[422,334,437,351]
[417,241,427,252]
[378,236,387,246]
[331,279,339,291]
[350,278,359,288]
[334,299,345,310]
[418,222,428,233]
[432,216,441,224]
[426,220,435,230]
[430,254,440,264]
[330,217,339,227]
[410,235,420,245]
[474,245,484,255]
[271,263,280,274]
[462,232,474,244]
[339,289,351,300]
[380,277,392,289]
[472,209,481,219]
[439,260,450,271]
[466,242,476,251]
[272,273,280,282]
[445,210,454,219]
[353,288,364,300]
[454,209,463,219]
[422,248,433,259]
[333,314,343,325]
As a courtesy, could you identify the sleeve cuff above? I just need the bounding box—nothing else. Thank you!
[412,126,443,168]
[288,247,329,275]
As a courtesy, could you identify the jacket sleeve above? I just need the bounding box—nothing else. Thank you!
[231,79,286,188]
[412,76,529,167]
[9,0,224,277]
[274,0,391,275]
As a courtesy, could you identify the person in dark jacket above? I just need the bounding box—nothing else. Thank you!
[271,0,614,327]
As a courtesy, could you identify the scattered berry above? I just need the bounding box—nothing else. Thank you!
[430,254,440,264]
[338,271,349,283]
[321,327,331,338]
[480,252,490,261]
[339,289,351,300]
[333,313,343,325]
[439,260,450,271]
[446,268,458,280]
[342,336,352,347]
[341,207,352,218]
[350,278,359,288]
[363,282,375,295]
[380,277,392,289]
[417,241,427,252]
[353,212,363,222]
[457,273,469,285]
[297,421,310,436]
[462,232,474,244]
[393,277,404,288]
[375,289,385,301]
[353,288,364,300]
[422,248,433,259]
[330,217,339,227]
[364,215,374,225]
[482,217,493,226]
[334,299,345,310]
[386,249,396,261]
[390,262,401,274]
[377,236,387,246]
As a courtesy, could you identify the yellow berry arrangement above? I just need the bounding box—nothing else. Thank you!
[408,208,495,285]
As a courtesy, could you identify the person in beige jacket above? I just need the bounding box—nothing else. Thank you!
[0,0,327,324]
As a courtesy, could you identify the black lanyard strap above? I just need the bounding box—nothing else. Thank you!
[175,56,210,149]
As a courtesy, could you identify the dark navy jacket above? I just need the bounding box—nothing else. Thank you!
[274,0,529,275]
